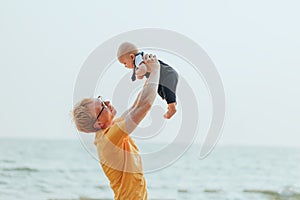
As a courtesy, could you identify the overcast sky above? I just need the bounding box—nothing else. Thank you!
[0,0,299,147]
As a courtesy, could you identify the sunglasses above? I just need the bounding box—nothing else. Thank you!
[96,96,108,120]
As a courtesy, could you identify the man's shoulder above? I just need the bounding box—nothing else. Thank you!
[95,117,129,146]
[113,117,124,123]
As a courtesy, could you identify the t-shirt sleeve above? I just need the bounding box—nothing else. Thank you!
[105,118,129,147]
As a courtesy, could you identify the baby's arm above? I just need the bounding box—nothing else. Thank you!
[135,62,149,78]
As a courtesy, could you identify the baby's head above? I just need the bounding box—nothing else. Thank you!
[117,42,139,69]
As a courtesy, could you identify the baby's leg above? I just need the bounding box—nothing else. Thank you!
[164,102,177,119]
[160,84,177,119]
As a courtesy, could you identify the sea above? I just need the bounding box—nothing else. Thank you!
[1,138,300,200]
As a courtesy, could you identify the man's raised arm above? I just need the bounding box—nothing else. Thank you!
[121,54,160,134]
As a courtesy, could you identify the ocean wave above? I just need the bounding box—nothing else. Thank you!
[79,197,112,200]
[177,188,188,193]
[204,189,223,193]
[0,159,16,163]
[244,186,300,199]
[0,180,8,185]
[48,197,113,200]
[2,167,39,172]
[95,185,109,189]
[244,189,279,196]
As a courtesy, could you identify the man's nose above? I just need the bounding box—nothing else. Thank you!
[105,101,110,105]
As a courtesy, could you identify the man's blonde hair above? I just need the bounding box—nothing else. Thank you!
[117,42,139,59]
[72,98,99,133]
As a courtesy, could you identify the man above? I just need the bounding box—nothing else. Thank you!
[72,54,160,200]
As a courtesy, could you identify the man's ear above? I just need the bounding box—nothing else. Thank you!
[93,121,101,129]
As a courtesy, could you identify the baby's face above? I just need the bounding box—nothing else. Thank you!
[118,54,135,69]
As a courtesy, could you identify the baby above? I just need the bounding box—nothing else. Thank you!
[117,42,178,119]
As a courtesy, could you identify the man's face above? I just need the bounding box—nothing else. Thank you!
[89,98,117,129]
[119,54,135,69]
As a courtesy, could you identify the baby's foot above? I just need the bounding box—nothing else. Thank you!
[164,108,177,119]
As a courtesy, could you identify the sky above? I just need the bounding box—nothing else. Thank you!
[0,0,299,147]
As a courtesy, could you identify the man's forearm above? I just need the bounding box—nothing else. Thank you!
[136,68,160,108]
[121,92,141,117]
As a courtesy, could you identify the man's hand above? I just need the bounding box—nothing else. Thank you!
[143,54,159,72]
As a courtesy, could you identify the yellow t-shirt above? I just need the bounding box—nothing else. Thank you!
[94,118,148,200]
